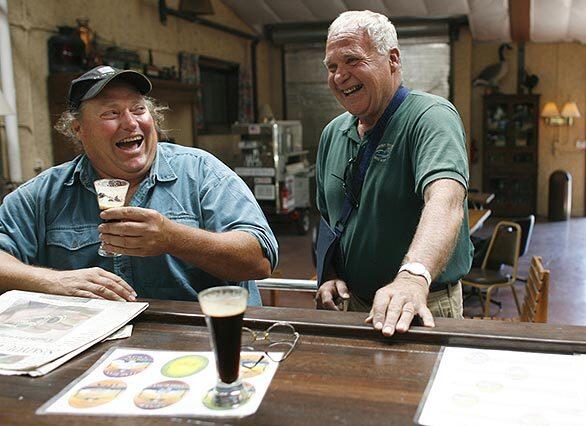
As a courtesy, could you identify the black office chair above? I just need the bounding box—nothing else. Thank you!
[462,221,522,316]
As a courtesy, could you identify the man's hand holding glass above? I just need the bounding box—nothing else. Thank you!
[98,206,173,257]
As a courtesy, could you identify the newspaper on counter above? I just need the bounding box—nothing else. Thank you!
[0,325,135,377]
[103,325,133,341]
[0,290,148,376]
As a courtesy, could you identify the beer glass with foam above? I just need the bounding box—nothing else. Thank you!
[93,179,129,257]
[198,286,255,409]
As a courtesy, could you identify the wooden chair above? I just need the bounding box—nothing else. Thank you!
[474,256,549,323]
[462,221,522,316]
[512,214,535,283]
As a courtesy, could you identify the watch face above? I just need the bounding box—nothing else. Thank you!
[401,263,430,286]
[409,264,425,274]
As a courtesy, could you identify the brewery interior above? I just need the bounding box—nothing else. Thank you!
[0,0,585,326]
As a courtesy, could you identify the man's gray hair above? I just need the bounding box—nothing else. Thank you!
[328,10,399,54]
[55,96,170,145]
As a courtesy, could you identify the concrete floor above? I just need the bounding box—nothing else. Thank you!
[470,216,586,326]
[267,215,586,326]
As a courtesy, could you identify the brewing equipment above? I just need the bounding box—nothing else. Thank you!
[232,121,313,234]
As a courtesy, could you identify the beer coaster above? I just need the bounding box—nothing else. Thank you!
[161,355,209,378]
[475,380,503,393]
[450,392,479,407]
[103,353,153,377]
[68,379,127,408]
[134,380,189,410]
[240,354,269,379]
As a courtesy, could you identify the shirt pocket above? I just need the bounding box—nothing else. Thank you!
[45,225,100,269]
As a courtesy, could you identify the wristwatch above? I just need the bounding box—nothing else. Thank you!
[398,262,432,287]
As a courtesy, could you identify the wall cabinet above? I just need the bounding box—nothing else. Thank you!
[482,94,540,216]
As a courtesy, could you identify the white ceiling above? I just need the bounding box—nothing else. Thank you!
[531,0,586,43]
[220,0,586,43]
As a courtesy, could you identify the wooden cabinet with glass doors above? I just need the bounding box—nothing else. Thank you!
[482,94,539,216]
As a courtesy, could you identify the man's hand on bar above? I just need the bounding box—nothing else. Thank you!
[315,279,350,311]
[365,273,434,336]
[47,268,137,302]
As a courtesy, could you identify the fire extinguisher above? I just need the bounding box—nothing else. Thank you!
[280,183,290,213]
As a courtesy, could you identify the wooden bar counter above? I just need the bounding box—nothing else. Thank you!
[2,299,585,425]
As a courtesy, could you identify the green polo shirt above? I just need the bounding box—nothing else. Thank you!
[316,90,473,301]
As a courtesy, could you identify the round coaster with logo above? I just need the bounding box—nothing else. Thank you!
[239,354,269,379]
[68,379,127,408]
[103,353,153,377]
[134,380,189,410]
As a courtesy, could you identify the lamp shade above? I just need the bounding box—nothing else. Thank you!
[560,102,581,118]
[541,102,560,118]
[0,88,13,116]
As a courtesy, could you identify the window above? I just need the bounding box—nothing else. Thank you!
[399,36,451,99]
[199,57,239,134]
[284,36,451,161]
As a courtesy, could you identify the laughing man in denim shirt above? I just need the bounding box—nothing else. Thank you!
[0,66,277,305]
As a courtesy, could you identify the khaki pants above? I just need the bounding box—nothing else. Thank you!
[347,281,464,319]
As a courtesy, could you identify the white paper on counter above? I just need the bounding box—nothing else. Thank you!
[415,346,586,426]
[37,347,280,419]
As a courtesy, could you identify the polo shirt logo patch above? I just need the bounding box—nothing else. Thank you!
[373,144,393,162]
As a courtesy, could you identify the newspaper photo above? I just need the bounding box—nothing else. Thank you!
[0,290,148,375]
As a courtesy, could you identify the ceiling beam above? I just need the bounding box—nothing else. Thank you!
[265,16,468,45]
[509,0,531,41]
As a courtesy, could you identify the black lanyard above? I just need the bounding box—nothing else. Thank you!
[333,86,410,236]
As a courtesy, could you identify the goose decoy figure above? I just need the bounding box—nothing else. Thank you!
[473,43,512,89]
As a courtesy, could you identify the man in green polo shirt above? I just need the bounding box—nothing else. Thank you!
[316,10,473,335]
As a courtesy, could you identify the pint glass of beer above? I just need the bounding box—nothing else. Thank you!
[199,286,255,409]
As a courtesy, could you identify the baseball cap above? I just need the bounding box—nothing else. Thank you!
[67,65,152,110]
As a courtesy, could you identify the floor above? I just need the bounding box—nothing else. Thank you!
[265,214,586,326]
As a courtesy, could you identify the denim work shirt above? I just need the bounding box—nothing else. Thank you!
[0,143,278,305]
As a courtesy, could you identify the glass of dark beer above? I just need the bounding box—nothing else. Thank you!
[199,286,255,409]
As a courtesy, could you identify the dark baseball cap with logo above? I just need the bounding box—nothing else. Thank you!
[67,65,152,111]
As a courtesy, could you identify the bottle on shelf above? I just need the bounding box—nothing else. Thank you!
[144,49,160,78]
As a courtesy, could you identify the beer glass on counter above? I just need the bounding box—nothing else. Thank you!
[94,179,129,257]
[198,286,255,409]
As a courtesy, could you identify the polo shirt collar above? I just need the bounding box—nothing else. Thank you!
[338,113,361,145]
